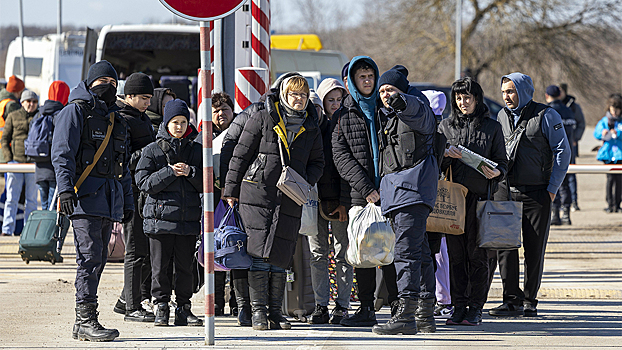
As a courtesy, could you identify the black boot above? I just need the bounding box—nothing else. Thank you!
[74,303,119,342]
[154,302,170,326]
[415,298,436,333]
[233,278,252,327]
[561,207,572,225]
[340,305,377,327]
[248,271,270,330]
[372,298,418,335]
[267,272,291,330]
[551,206,561,225]
[175,304,203,326]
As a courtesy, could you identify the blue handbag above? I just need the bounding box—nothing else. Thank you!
[214,204,253,269]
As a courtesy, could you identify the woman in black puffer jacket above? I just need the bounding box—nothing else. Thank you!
[438,77,507,326]
[224,75,324,331]
[135,99,203,327]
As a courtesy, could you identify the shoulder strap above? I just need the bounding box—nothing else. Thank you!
[73,112,115,191]
[277,137,288,168]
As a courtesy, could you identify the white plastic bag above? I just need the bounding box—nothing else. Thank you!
[299,185,319,237]
[346,203,395,268]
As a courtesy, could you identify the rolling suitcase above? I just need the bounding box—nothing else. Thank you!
[282,235,315,322]
[18,210,69,264]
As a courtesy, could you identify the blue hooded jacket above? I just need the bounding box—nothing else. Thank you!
[51,80,133,221]
[347,56,380,187]
[594,112,622,163]
[501,72,570,195]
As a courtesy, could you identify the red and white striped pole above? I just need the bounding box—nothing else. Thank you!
[251,0,270,72]
[234,67,269,113]
[199,20,215,346]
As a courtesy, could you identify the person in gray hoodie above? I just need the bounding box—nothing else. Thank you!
[489,72,570,318]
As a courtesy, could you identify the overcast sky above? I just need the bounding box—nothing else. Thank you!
[0,0,360,31]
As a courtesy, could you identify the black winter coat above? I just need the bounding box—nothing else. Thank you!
[223,93,324,269]
[135,125,203,236]
[331,94,377,208]
[438,110,508,197]
[317,115,341,201]
[117,101,156,190]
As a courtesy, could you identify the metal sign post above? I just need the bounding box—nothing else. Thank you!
[157,0,246,346]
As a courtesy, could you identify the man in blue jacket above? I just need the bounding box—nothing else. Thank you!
[490,73,570,318]
[370,67,438,335]
[52,60,133,342]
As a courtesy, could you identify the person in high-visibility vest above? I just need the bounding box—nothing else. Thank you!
[0,75,25,164]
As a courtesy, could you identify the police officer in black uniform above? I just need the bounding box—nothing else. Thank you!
[52,60,133,342]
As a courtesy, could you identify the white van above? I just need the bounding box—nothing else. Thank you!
[4,33,85,101]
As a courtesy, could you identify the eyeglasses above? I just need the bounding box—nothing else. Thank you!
[287,92,308,99]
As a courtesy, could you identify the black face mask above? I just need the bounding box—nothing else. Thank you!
[90,83,117,108]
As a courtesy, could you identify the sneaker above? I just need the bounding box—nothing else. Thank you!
[434,304,453,319]
[571,202,580,212]
[524,304,537,317]
[141,299,154,314]
[340,306,377,327]
[446,305,467,325]
[308,304,329,324]
[329,303,348,325]
[462,306,482,326]
[113,298,126,315]
[488,302,524,317]
[124,309,156,322]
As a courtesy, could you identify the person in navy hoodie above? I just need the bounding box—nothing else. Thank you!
[490,73,570,318]
[52,60,133,342]
[370,66,438,335]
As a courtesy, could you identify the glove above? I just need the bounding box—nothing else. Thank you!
[387,93,407,112]
[58,191,77,216]
[122,210,134,224]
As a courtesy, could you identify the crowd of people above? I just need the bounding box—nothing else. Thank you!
[0,53,599,341]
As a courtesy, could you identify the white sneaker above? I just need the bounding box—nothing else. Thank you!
[141,299,154,313]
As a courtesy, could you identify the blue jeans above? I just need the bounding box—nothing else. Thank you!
[37,180,56,211]
[250,257,286,273]
[308,216,352,307]
[2,169,38,235]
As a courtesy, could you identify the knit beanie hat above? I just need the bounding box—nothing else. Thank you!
[7,75,25,93]
[20,90,38,102]
[163,99,190,126]
[124,73,154,96]
[86,60,118,87]
[421,90,447,116]
[48,81,70,105]
[378,65,409,93]
[546,85,561,98]
[341,62,350,81]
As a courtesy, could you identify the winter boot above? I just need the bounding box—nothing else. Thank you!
[248,270,270,330]
[74,303,119,342]
[371,298,418,335]
[153,302,170,326]
[390,299,400,317]
[463,304,483,326]
[561,207,572,225]
[550,206,561,225]
[267,272,291,330]
[340,305,377,327]
[233,278,252,327]
[309,304,329,324]
[415,298,436,333]
[175,304,203,326]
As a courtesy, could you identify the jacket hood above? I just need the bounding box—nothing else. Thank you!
[68,80,119,115]
[40,100,65,115]
[0,88,18,102]
[347,56,380,102]
[147,88,169,117]
[48,81,70,105]
[116,99,141,117]
[502,72,534,112]
[317,78,347,103]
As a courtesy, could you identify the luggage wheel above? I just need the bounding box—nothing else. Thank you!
[25,259,29,264]
[299,316,307,323]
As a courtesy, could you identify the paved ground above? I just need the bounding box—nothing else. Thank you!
[0,128,620,349]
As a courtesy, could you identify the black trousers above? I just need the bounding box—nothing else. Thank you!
[427,232,443,272]
[122,192,151,311]
[356,263,397,307]
[446,192,489,308]
[494,185,551,307]
[553,175,572,210]
[149,234,196,306]
[72,215,112,304]
[606,174,622,210]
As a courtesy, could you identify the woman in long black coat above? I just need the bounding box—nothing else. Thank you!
[438,77,508,326]
[224,75,324,330]
[135,99,203,327]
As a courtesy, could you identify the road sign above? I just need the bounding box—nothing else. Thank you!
[158,0,245,21]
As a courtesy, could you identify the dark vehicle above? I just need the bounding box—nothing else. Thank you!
[411,83,504,121]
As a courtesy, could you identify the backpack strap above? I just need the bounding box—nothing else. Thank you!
[74,112,115,191]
